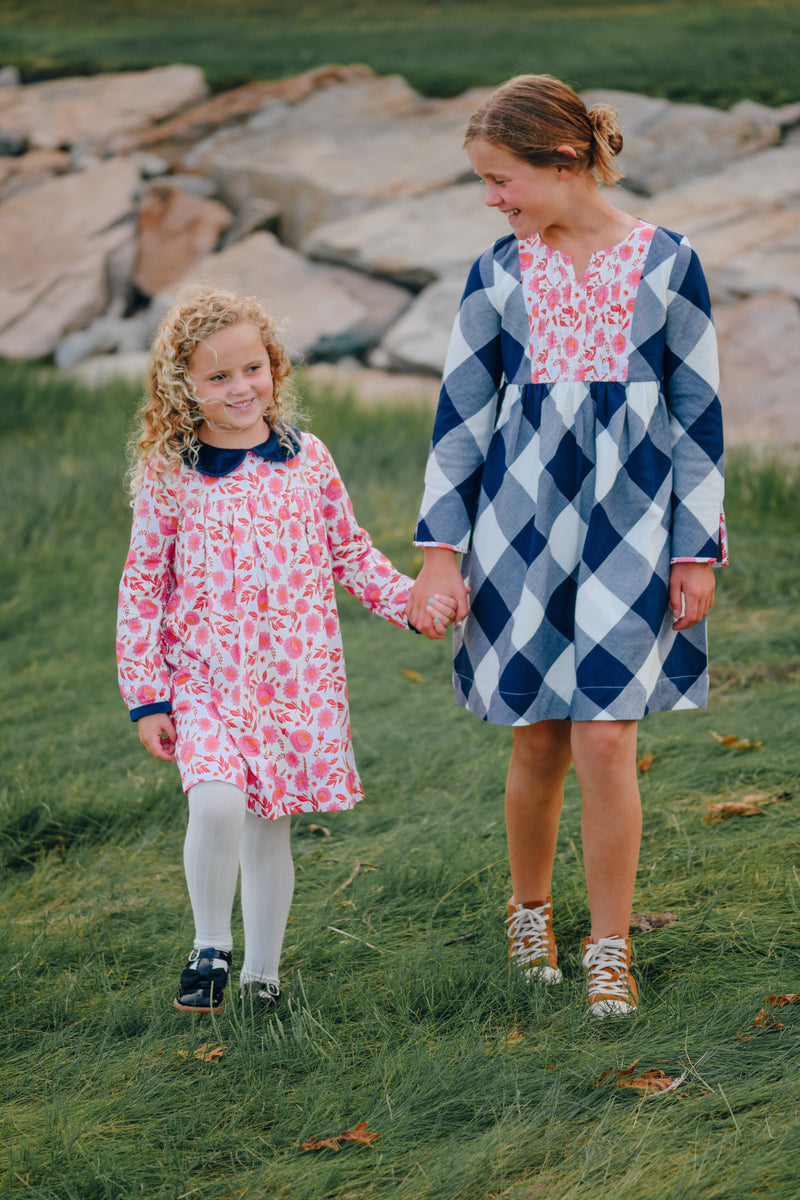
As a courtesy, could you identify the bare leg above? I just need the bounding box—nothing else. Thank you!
[570,720,641,940]
[505,720,572,905]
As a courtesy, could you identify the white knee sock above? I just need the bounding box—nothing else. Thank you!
[239,811,294,987]
[184,782,246,951]
[183,782,294,985]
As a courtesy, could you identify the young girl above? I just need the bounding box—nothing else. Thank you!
[117,286,455,1014]
[407,75,726,1016]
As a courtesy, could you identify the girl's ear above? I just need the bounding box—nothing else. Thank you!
[555,143,578,158]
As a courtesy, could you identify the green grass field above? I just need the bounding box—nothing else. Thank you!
[1,365,799,1199]
[1,0,799,106]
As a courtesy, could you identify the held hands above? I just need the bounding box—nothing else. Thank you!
[670,561,715,631]
[407,547,471,637]
[137,711,177,761]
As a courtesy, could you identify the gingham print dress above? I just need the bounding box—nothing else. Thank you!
[117,430,412,817]
[414,222,727,725]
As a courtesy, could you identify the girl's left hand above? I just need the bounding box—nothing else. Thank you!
[414,593,458,640]
[669,561,715,631]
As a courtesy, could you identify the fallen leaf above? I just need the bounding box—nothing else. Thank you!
[752,993,800,1029]
[630,911,677,933]
[705,800,764,824]
[194,1043,226,1062]
[710,731,763,750]
[307,824,331,837]
[597,1058,685,1095]
[401,668,424,684]
[501,1029,525,1046]
[637,752,654,773]
[301,1121,381,1151]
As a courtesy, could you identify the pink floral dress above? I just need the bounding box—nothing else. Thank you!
[117,431,412,818]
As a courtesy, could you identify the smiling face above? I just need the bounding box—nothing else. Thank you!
[467,137,566,241]
[187,321,274,448]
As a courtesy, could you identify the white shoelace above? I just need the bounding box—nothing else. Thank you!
[506,903,550,966]
[582,936,633,1000]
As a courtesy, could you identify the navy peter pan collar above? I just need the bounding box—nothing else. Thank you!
[188,427,302,477]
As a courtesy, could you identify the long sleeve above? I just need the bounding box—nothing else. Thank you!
[414,248,509,550]
[116,464,180,720]
[663,237,727,564]
[313,439,412,627]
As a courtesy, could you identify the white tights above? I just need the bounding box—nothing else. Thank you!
[183,781,295,986]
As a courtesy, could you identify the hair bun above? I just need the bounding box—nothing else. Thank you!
[588,103,623,156]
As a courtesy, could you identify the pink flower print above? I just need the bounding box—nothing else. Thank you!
[316,787,332,806]
[256,680,275,706]
[318,708,334,729]
[626,270,641,288]
[166,593,180,615]
[363,581,381,605]
[611,282,621,301]
[619,241,633,261]
[290,729,313,754]
[188,532,201,551]
[611,332,627,356]
[220,548,235,571]
[243,618,255,640]
[345,770,357,793]
[237,735,259,757]
[128,618,143,634]
[197,716,214,732]
[132,639,149,656]
[222,665,239,685]
[136,599,159,619]
[276,660,291,677]
[322,504,337,522]
[312,758,329,779]
[306,614,322,634]
[136,685,157,703]
[284,679,300,700]
[564,335,579,358]
[309,692,323,709]
[221,590,236,612]
[593,284,609,306]
[263,725,278,745]
[324,617,337,638]
[257,589,270,612]
[184,610,201,626]
[325,478,344,501]
[268,565,281,581]
[285,635,303,660]
[520,250,533,270]
[309,543,323,566]
[295,772,309,792]
[574,367,587,382]
[273,544,288,565]
[305,664,321,685]
[289,520,303,541]
[273,777,287,803]
[179,740,196,763]
[296,598,309,615]
[196,628,209,646]
[545,286,560,310]
[285,751,300,770]
[594,329,606,347]
[258,631,270,650]
[276,585,289,605]
[158,515,178,536]
[278,505,290,522]
[578,298,587,314]
[211,570,227,588]
[204,734,220,755]
[288,568,306,590]
[268,475,283,494]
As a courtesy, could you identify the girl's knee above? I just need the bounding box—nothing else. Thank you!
[571,721,637,766]
[511,721,572,774]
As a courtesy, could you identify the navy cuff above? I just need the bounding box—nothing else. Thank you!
[130,701,173,722]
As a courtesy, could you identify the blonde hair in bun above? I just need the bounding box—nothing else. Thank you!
[465,74,624,186]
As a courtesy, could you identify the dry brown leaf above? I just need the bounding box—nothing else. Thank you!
[705,800,765,824]
[502,1029,525,1046]
[629,911,677,933]
[597,1058,684,1095]
[752,993,800,1029]
[401,668,424,684]
[193,1043,226,1062]
[710,731,762,750]
[301,1121,381,1152]
[637,752,654,773]
[307,824,331,837]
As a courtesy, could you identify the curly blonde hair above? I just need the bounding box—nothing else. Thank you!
[464,74,624,186]
[128,286,299,497]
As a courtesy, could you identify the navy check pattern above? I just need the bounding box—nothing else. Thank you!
[414,228,725,724]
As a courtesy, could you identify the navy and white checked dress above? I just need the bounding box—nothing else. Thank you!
[414,222,726,725]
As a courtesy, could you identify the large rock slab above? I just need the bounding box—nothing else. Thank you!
[371,274,465,375]
[0,158,140,359]
[186,73,487,247]
[715,293,800,448]
[134,184,233,296]
[164,231,412,360]
[633,145,800,301]
[0,66,208,152]
[304,182,500,287]
[582,89,780,195]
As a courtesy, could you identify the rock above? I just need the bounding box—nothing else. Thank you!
[303,361,440,407]
[220,196,281,249]
[68,351,152,387]
[186,73,487,246]
[304,182,499,288]
[163,231,412,360]
[371,274,465,375]
[0,147,70,199]
[131,65,375,162]
[133,183,233,296]
[0,66,20,87]
[632,145,800,301]
[715,293,800,448]
[0,157,139,359]
[55,308,161,368]
[582,89,780,194]
[0,66,208,153]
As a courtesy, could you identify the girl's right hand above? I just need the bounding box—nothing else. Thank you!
[137,712,177,761]
[406,547,470,631]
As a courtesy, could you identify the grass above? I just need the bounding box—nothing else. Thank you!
[0,0,799,106]
[2,365,800,1199]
